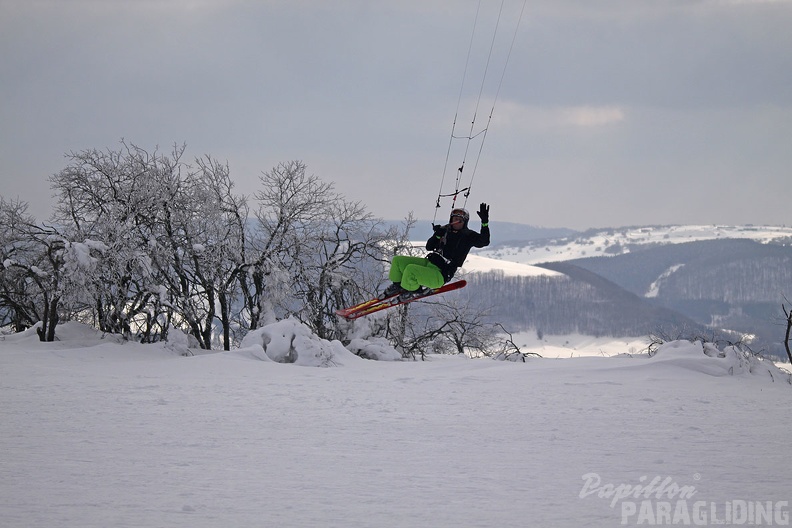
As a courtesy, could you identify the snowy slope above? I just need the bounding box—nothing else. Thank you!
[478,224,792,265]
[1,322,790,528]
[407,241,562,277]
[460,253,562,277]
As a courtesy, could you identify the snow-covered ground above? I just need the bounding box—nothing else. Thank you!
[2,322,790,528]
[507,331,652,359]
[479,224,792,265]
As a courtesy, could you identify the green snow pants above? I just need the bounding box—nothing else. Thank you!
[388,255,445,291]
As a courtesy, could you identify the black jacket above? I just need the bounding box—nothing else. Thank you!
[426,224,490,281]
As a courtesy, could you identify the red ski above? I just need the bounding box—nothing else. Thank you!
[335,280,467,320]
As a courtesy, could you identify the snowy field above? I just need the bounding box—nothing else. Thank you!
[2,322,791,528]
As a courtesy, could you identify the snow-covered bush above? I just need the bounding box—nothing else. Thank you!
[345,337,402,361]
[651,339,791,383]
[239,317,356,367]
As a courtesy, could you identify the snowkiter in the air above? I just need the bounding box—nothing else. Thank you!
[382,202,490,300]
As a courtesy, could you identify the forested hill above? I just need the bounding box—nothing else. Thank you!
[465,229,792,359]
[464,265,704,339]
[566,238,792,303]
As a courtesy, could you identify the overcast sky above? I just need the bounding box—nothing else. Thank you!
[2,0,791,230]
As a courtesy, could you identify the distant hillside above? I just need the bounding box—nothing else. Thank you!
[467,225,792,359]
[561,239,792,357]
[463,264,704,340]
[567,238,792,301]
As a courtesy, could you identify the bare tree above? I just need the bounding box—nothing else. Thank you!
[0,198,34,331]
[136,149,251,350]
[169,156,248,350]
[49,142,169,339]
[47,141,251,349]
[242,161,333,330]
[0,201,96,342]
[198,156,250,350]
[244,161,396,340]
[782,303,792,364]
[0,198,59,337]
[490,323,542,362]
[391,291,510,360]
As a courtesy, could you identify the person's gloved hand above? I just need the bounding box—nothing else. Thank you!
[432,223,447,236]
[477,203,490,224]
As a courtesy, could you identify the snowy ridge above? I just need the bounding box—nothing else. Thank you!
[460,253,562,277]
[478,224,792,265]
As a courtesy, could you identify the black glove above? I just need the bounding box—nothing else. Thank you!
[477,202,490,224]
[432,223,447,236]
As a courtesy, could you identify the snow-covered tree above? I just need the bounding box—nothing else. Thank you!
[171,155,248,350]
[0,198,44,333]
[292,196,390,340]
[0,197,104,341]
[119,147,252,350]
[49,142,163,339]
[246,161,397,340]
[783,303,792,364]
